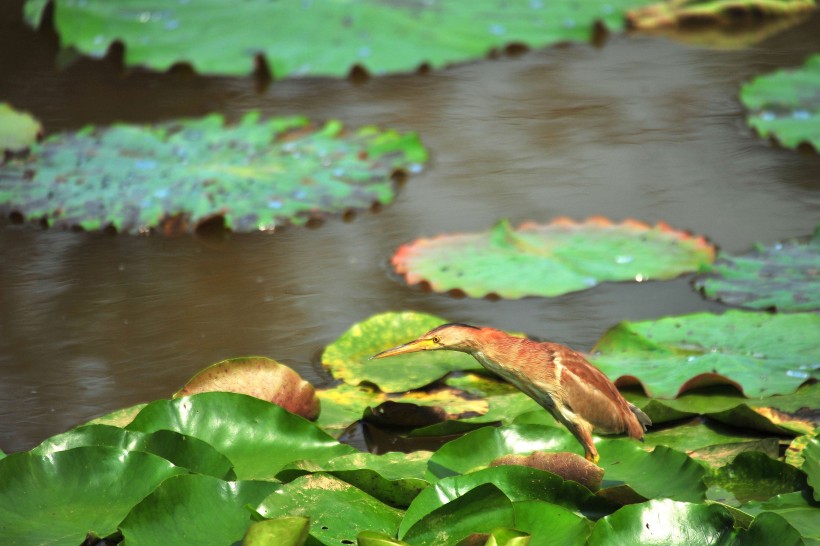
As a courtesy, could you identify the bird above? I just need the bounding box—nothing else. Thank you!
[371,322,651,464]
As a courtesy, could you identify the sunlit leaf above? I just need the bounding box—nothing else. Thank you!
[694,227,820,312]
[741,53,820,151]
[740,491,820,545]
[0,446,186,545]
[84,402,146,428]
[0,102,41,153]
[803,434,820,502]
[243,517,310,546]
[0,113,426,234]
[322,311,480,392]
[627,0,816,29]
[32,423,235,479]
[126,392,356,479]
[400,465,614,539]
[589,310,820,398]
[175,356,320,420]
[277,451,431,508]
[391,218,714,299]
[24,0,646,78]
[401,483,515,545]
[257,473,404,546]
[120,474,278,545]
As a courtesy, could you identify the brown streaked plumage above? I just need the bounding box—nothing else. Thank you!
[371,323,651,464]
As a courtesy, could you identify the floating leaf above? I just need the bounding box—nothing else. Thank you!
[707,451,807,504]
[626,0,816,29]
[741,53,820,151]
[391,218,714,299]
[694,227,820,312]
[126,392,356,479]
[257,473,404,546]
[589,310,820,398]
[0,102,41,153]
[120,474,278,545]
[243,517,311,546]
[24,0,646,78]
[32,423,235,479]
[175,356,320,421]
[0,113,426,234]
[804,434,820,502]
[84,402,147,428]
[277,451,431,508]
[490,451,605,491]
[740,491,820,544]
[0,446,186,545]
[322,311,480,392]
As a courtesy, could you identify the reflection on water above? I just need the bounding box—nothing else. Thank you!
[1,7,818,452]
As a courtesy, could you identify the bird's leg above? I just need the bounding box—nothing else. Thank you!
[557,414,600,465]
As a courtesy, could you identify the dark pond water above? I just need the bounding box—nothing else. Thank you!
[1,3,819,453]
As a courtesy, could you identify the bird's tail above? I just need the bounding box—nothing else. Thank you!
[628,403,652,441]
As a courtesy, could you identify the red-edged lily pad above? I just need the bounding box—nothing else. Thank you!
[391,217,714,299]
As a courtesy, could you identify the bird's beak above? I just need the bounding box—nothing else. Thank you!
[370,338,436,359]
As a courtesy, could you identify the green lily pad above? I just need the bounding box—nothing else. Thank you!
[126,392,356,479]
[391,218,715,299]
[740,491,820,545]
[85,402,147,428]
[322,311,480,393]
[694,227,820,312]
[707,451,808,504]
[0,102,41,153]
[120,474,279,545]
[25,0,646,78]
[277,451,431,508]
[589,499,803,545]
[741,53,820,151]
[804,434,820,502]
[175,356,321,421]
[589,310,820,398]
[257,473,404,546]
[0,446,186,545]
[0,113,426,234]
[32,423,235,479]
[511,500,593,546]
[400,465,615,538]
[243,517,311,546]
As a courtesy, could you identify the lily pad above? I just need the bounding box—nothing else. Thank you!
[0,446,186,545]
[126,392,356,479]
[257,473,404,546]
[119,474,279,546]
[321,311,480,393]
[626,0,816,29]
[25,0,646,78]
[391,217,715,299]
[740,53,820,151]
[0,102,41,153]
[243,517,311,546]
[0,113,426,234]
[589,310,820,398]
[694,227,820,312]
[740,491,820,545]
[804,434,820,501]
[707,451,808,504]
[175,356,320,421]
[32,423,236,479]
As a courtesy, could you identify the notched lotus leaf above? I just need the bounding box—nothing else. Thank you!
[0,113,426,234]
[0,102,42,153]
[490,450,604,491]
[321,311,480,392]
[589,310,820,398]
[694,227,820,312]
[24,0,646,78]
[741,53,820,152]
[391,217,714,299]
[174,356,320,421]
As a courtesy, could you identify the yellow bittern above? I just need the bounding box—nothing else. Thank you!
[371,323,651,464]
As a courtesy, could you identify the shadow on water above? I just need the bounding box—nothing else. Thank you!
[0,2,818,452]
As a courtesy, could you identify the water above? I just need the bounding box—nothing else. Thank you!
[1,4,818,453]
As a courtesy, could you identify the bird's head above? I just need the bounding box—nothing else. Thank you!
[370,322,481,359]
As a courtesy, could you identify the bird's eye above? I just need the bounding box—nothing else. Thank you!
[433,336,440,343]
